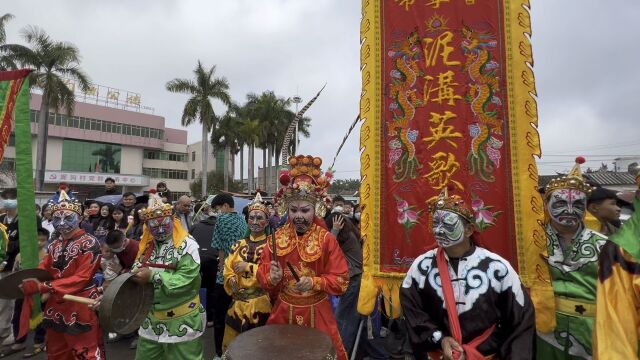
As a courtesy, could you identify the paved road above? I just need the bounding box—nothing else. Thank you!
[1,328,217,359]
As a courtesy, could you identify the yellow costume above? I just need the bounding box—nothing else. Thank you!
[221,192,272,352]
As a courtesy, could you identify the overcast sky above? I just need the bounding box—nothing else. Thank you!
[4,1,639,178]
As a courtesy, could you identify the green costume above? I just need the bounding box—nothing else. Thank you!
[134,226,205,360]
[536,224,607,359]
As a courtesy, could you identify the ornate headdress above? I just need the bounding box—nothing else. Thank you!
[50,189,82,215]
[544,156,594,198]
[427,186,474,224]
[139,189,173,221]
[274,155,333,217]
[248,192,268,215]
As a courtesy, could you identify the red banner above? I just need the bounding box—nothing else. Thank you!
[358,0,543,317]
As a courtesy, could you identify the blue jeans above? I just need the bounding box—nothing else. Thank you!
[335,273,388,359]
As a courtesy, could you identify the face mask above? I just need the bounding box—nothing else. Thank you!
[248,211,268,234]
[52,210,80,235]
[2,199,17,209]
[332,206,344,214]
[547,189,586,227]
[432,210,466,248]
[147,216,173,242]
[355,212,361,221]
[111,243,126,253]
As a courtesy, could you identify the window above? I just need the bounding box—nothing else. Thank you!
[143,167,188,180]
[61,139,121,173]
[192,151,196,162]
[0,158,15,171]
[191,169,195,179]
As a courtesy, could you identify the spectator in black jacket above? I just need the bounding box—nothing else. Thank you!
[0,188,18,345]
[189,202,217,327]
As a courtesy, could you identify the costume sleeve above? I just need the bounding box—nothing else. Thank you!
[311,232,349,296]
[151,243,201,298]
[399,259,444,357]
[223,241,241,296]
[256,238,282,296]
[45,241,101,294]
[0,224,7,263]
[593,241,640,360]
[496,263,536,359]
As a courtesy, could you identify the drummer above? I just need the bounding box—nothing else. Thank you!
[129,189,205,360]
[221,193,272,351]
[19,190,105,360]
[257,155,350,360]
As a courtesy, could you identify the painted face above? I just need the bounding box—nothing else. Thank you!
[248,210,268,234]
[288,200,315,234]
[547,189,587,227]
[52,209,80,235]
[147,216,173,241]
[432,210,466,248]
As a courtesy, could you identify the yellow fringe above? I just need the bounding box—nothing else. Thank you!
[135,218,189,261]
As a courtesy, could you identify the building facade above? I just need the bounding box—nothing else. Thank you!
[0,92,227,201]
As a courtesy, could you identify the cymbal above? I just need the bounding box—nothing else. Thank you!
[0,269,52,299]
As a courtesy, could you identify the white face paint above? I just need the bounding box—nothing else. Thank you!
[547,189,587,227]
[432,210,466,248]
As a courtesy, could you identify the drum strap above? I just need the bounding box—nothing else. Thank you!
[436,248,496,360]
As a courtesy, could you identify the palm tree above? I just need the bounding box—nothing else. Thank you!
[211,106,242,191]
[239,116,261,194]
[91,145,121,173]
[4,26,91,190]
[245,91,291,193]
[0,13,16,70]
[166,61,231,197]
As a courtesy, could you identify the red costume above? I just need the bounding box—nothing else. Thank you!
[40,228,104,359]
[257,155,350,360]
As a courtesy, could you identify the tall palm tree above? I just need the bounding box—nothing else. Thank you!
[211,106,242,191]
[4,26,91,190]
[239,118,261,194]
[0,13,16,70]
[245,91,291,193]
[166,61,231,197]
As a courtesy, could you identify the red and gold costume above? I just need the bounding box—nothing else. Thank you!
[257,155,350,360]
[35,191,104,359]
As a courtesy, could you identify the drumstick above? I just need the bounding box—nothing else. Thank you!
[286,261,301,282]
[63,294,97,306]
[271,227,277,262]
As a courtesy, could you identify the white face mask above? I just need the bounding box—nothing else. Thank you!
[332,206,344,214]
[432,210,466,248]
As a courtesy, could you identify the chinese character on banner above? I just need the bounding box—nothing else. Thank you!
[60,174,68,180]
[126,93,141,106]
[424,152,463,191]
[422,32,460,69]
[115,177,120,182]
[79,175,86,181]
[107,89,120,102]
[89,176,95,181]
[394,0,415,11]
[70,174,77,181]
[97,176,104,181]
[425,0,449,9]
[423,111,462,148]
[48,173,57,181]
[424,71,462,105]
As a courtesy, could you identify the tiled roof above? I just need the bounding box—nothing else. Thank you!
[538,171,636,188]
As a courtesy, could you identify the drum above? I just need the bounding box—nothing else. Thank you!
[0,269,52,299]
[224,324,337,360]
[98,272,154,334]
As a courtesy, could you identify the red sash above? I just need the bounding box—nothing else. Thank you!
[436,248,496,360]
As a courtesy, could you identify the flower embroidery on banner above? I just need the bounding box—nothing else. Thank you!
[471,197,502,231]
[396,196,422,243]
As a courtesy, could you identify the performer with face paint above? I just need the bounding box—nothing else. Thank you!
[131,189,205,360]
[536,157,608,359]
[221,193,272,351]
[19,190,105,360]
[257,155,350,360]
[400,187,535,360]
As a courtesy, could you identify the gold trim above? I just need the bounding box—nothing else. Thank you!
[555,297,595,318]
[153,296,199,320]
